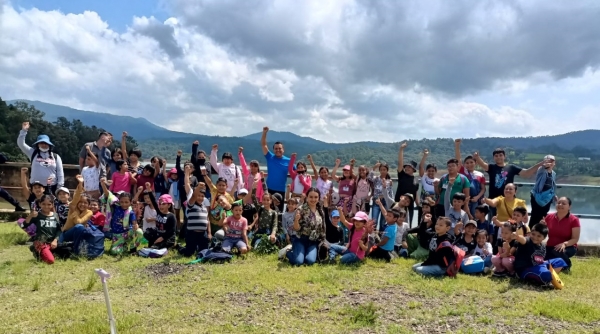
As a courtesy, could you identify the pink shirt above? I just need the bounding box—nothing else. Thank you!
[110,171,133,194]
[338,178,356,197]
[239,152,264,203]
[347,223,366,260]
[288,155,312,194]
[355,178,370,199]
[545,212,581,247]
[225,216,248,239]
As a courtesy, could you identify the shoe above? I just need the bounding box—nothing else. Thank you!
[14,205,27,212]
[483,267,491,274]
[278,244,292,259]
[492,270,507,277]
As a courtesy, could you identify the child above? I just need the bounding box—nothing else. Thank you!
[136,164,156,197]
[22,195,60,264]
[179,167,211,257]
[54,187,70,230]
[239,147,264,203]
[368,162,393,231]
[393,209,410,258]
[110,160,136,194]
[307,154,332,204]
[151,157,168,197]
[145,188,177,249]
[353,165,372,214]
[278,197,299,259]
[453,220,477,255]
[405,201,434,260]
[492,206,531,245]
[100,178,143,255]
[329,210,370,264]
[222,202,250,254]
[167,168,181,224]
[367,199,398,262]
[474,205,495,243]
[412,216,454,277]
[447,192,469,236]
[331,159,356,216]
[288,153,312,197]
[82,145,101,199]
[89,199,106,230]
[210,144,243,192]
[18,168,46,238]
[473,230,493,272]
[491,222,518,277]
[202,168,234,232]
[513,223,567,286]
[251,177,278,247]
[141,190,157,232]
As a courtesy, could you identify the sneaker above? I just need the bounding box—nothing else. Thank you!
[278,244,292,259]
[483,267,491,274]
[492,270,507,277]
[14,205,27,212]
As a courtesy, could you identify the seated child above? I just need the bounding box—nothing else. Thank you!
[367,199,397,262]
[100,178,143,255]
[472,230,493,272]
[474,205,495,243]
[393,209,410,258]
[23,194,61,264]
[491,222,518,277]
[250,179,278,247]
[54,187,70,230]
[329,210,369,264]
[412,216,454,277]
[453,220,477,255]
[447,192,469,236]
[89,199,106,230]
[144,190,177,249]
[405,201,434,259]
[222,202,250,255]
[492,206,530,244]
[513,223,567,286]
[278,197,299,258]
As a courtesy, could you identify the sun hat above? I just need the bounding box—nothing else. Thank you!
[353,211,369,221]
[32,135,54,147]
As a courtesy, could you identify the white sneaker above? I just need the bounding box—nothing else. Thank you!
[278,244,292,259]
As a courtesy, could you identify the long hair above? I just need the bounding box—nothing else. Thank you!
[34,146,55,161]
[306,187,325,220]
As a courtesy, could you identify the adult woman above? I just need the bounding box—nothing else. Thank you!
[542,197,580,269]
[530,155,557,228]
[288,187,326,266]
[17,122,64,194]
[483,183,526,223]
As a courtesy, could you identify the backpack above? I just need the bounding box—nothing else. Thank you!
[197,246,233,263]
[73,224,105,259]
[138,248,168,258]
[29,149,57,166]
[436,241,466,277]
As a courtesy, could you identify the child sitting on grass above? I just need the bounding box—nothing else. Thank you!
[328,210,370,264]
[393,209,410,258]
[100,178,143,255]
[278,197,299,259]
[145,184,177,249]
[367,199,397,262]
[453,219,478,256]
[412,216,454,277]
[473,230,493,273]
[491,222,518,277]
[89,199,105,230]
[250,176,278,247]
[23,194,60,264]
[222,202,250,255]
[513,223,567,287]
[54,187,70,230]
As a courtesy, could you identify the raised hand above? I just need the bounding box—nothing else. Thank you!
[100,177,107,184]
[193,140,199,145]
[263,126,269,133]
[286,184,291,191]
[423,148,429,156]
[400,142,407,149]
[454,139,461,145]
[76,174,84,183]
[177,150,182,157]
[238,147,243,153]
[424,214,432,223]
[21,167,28,174]
[259,171,265,179]
[212,144,218,150]
[335,158,341,166]
[350,158,356,165]
[295,210,301,221]
[473,151,479,159]
[122,131,128,138]
[307,154,312,161]
[30,210,38,218]
[184,165,191,174]
[22,122,30,131]
[291,153,297,158]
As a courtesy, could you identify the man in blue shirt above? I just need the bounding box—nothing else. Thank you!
[260,126,292,211]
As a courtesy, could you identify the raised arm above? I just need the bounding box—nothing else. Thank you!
[482,197,499,208]
[288,153,298,178]
[70,175,85,209]
[472,151,489,172]
[190,140,199,167]
[337,206,352,230]
[210,144,220,173]
[419,149,429,177]
[331,159,341,182]
[454,139,463,166]
[397,142,407,172]
[238,147,249,177]
[20,167,30,199]
[519,161,545,179]
[184,165,193,196]
[17,122,34,158]
[175,150,183,173]
[120,131,128,157]
[86,145,99,165]
[307,154,319,179]
[260,126,269,156]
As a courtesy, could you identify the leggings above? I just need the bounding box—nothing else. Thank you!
[109,229,143,255]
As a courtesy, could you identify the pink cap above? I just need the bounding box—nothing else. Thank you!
[353,211,369,221]
[158,194,174,204]
[343,165,351,171]
[167,168,177,176]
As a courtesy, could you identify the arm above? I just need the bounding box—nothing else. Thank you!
[566,227,581,247]
[483,197,499,208]
[148,190,159,211]
[69,176,84,210]
[210,145,220,174]
[229,179,239,198]
[74,210,94,225]
[243,222,250,249]
[513,232,527,245]
[238,150,249,176]
[17,126,34,158]
[337,207,352,230]
[55,155,65,187]
[20,168,30,199]
[260,126,269,156]
[129,172,137,185]
[86,145,99,165]
[175,152,183,173]
[307,155,319,179]
[473,152,489,172]
[285,184,291,201]
[331,159,341,182]
[288,154,297,178]
[292,209,301,231]
[78,145,87,172]
[519,161,544,179]
[120,131,127,156]
[419,149,429,177]
[454,139,462,167]
[270,212,277,236]
[397,142,407,172]
[184,166,193,199]
[190,141,199,169]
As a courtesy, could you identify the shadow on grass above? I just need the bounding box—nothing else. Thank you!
[0,231,29,248]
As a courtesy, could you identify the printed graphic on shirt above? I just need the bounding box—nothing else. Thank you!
[494,170,508,189]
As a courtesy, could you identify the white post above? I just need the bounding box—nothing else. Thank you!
[95,269,117,334]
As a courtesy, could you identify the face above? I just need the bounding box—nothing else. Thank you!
[400,196,410,207]
[476,233,487,246]
[426,167,436,178]
[306,190,319,206]
[37,143,50,150]
[121,162,129,171]
[465,224,477,235]
[77,198,89,211]
[263,194,272,207]
[223,157,233,166]
[447,163,458,173]
[379,165,388,176]
[403,165,415,175]
[358,167,367,177]
[40,199,53,214]
[197,193,205,204]
[435,219,451,235]
[556,197,570,212]
[250,163,259,173]
[113,152,122,160]
[217,196,228,207]
[353,219,365,229]
[343,169,351,177]
[144,194,152,205]
[493,152,505,164]
[98,134,109,146]
[530,230,545,245]
[421,205,431,214]
[90,201,99,212]
[143,169,151,176]
[216,181,227,193]
[129,153,139,162]
[57,191,70,203]
[464,158,476,171]
[475,210,485,220]
[504,184,516,197]
[32,184,45,196]
[273,143,284,157]
[287,201,298,211]
[232,206,243,217]
[452,199,464,208]
[385,212,396,223]
[297,163,306,172]
[319,168,329,180]
[158,201,171,213]
[397,214,406,224]
[512,211,525,222]
[501,228,512,241]
[198,152,206,159]
[170,173,178,181]
[119,197,131,209]
[332,215,340,224]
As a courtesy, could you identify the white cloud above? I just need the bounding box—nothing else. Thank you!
[0,1,599,143]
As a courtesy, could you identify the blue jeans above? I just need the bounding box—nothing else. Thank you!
[371,199,387,232]
[412,262,446,277]
[483,255,492,268]
[287,236,318,266]
[328,244,361,264]
[468,201,478,217]
[59,224,85,243]
[518,258,567,284]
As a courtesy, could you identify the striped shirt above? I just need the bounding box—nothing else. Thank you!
[186,190,209,231]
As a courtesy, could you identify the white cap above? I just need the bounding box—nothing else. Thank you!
[544,155,556,161]
[238,188,249,195]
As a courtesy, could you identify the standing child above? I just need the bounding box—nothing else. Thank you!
[82,145,101,199]
[100,178,143,255]
[307,154,332,204]
[222,202,250,255]
[412,216,455,277]
[491,222,518,277]
[368,162,394,231]
[179,167,211,257]
[109,160,136,194]
[417,149,439,223]
[331,159,357,216]
[23,195,61,264]
[288,153,312,198]
[211,144,243,193]
[353,166,372,215]
[239,147,264,203]
[89,199,106,230]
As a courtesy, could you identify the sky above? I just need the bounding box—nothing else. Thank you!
[1,0,600,143]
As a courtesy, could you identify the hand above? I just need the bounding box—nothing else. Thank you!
[375,198,381,206]
[473,151,479,159]
[374,161,381,168]
[238,147,243,153]
[424,214,432,223]
[269,234,276,243]
[335,158,341,166]
[184,165,191,174]
[381,180,387,188]
[201,168,207,176]
[294,210,301,221]
[307,154,312,161]
[262,126,269,133]
[212,144,218,150]
[539,216,547,225]
[76,174,84,183]
[177,150,182,157]
[554,242,567,252]
[22,122,30,131]
[30,210,38,218]
[433,179,440,187]
[234,178,239,184]
[47,177,53,185]
[423,148,429,156]
[291,153,297,158]
[86,145,91,152]
[454,139,461,145]
[193,140,199,145]
[207,233,212,241]
[400,142,407,150]
[21,167,28,174]
[122,131,128,138]
[100,177,107,184]
[482,249,490,256]
[247,244,252,251]
[350,158,356,165]
[510,232,517,241]
[161,159,166,166]
[145,182,152,190]
[137,186,144,193]
[456,221,463,230]
[50,239,58,249]
[470,197,478,203]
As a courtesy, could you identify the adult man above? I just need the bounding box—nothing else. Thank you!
[78,132,112,179]
[260,126,292,211]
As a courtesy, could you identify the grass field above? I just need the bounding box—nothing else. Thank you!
[1,223,600,334]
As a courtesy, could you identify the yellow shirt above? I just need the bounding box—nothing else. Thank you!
[495,196,527,222]
[62,183,93,231]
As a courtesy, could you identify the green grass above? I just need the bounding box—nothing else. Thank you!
[1,223,600,333]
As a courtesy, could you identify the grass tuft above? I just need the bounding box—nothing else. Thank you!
[344,302,378,327]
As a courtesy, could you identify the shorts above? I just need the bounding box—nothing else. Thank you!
[173,199,181,210]
[222,238,247,251]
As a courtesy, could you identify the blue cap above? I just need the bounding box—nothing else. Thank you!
[33,134,54,147]
[331,210,340,218]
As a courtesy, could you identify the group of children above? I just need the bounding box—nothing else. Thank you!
[13,137,570,288]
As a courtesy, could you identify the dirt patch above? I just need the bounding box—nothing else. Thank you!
[144,262,202,279]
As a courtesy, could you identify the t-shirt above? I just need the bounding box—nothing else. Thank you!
[109,206,136,234]
[395,170,418,202]
[316,178,332,199]
[380,223,397,252]
[355,178,371,200]
[477,220,495,237]
[155,211,176,240]
[494,196,527,222]
[394,222,410,247]
[447,209,469,230]
[454,233,477,254]
[54,199,69,228]
[282,211,296,238]
[154,173,168,195]
[225,216,248,239]
[90,211,106,229]
[293,176,306,195]
[514,238,546,272]
[186,190,209,232]
[79,142,110,179]
[438,174,471,209]
[264,151,291,192]
[459,166,485,199]
[324,207,342,244]
[338,178,355,197]
[346,223,366,260]
[136,174,155,193]
[110,172,133,194]
[419,175,439,204]
[82,166,100,192]
[142,206,157,231]
[25,212,61,243]
[545,213,581,247]
[487,164,522,199]
[473,242,493,259]
[232,199,257,225]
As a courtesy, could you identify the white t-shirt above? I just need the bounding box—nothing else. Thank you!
[143,206,157,232]
[293,176,305,195]
[82,166,100,191]
[316,178,332,197]
[473,242,493,258]
[420,175,438,196]
[394,222,410,247]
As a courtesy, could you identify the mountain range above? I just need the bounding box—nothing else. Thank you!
[7,99,600,168]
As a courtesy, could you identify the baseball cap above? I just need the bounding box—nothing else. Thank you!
[167,168,177,176]
[343,165,351,171]
[353,211,369,221]
[544,155,556,161]
[159,194,174,204]
[31,181,45,187]
[238,188,249,195]
[55,187,70,196]
[465,220,477,228]
[331,210,340,218]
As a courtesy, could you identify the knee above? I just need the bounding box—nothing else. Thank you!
[240,248,248,254]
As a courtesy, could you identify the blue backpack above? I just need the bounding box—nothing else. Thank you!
[73,224,105,259]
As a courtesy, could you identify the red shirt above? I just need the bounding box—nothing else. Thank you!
[545,212,581,247]
[90,211,106,229]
